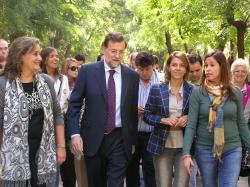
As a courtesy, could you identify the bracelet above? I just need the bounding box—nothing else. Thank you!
[182,154,191,160]
[56,144,66,149]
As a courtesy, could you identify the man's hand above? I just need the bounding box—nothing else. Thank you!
[132,144,136,154]
[175,115,188,128]
[71,136,84,156]
[0,164,2,176]
[57,148,66,166]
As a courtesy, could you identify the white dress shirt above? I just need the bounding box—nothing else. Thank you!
[104,60,122,128]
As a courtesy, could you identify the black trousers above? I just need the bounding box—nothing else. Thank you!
[29,140,46,187]
[60,143,76,187]
[126,132,156,187]
[85,128,128,187]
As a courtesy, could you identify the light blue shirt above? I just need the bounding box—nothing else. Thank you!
[138,75,159,132]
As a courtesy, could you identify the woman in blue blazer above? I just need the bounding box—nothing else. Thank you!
[144,51,193,187]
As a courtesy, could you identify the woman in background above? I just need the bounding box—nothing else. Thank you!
[62,58,88,187]
[40,47,70,113]
[231,58,250,187]
[40,47,69,186]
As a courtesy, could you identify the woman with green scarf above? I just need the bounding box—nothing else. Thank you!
[182,51,250,187]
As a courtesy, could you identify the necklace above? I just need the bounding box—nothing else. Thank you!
[24,81,36,120]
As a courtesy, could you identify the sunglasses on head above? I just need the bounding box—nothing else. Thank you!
[69,66,79,71]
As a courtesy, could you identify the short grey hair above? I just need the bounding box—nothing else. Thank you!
[230,58,249,73]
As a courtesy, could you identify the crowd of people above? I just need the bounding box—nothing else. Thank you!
[0,32,249,187]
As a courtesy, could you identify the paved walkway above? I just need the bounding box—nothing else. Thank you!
[59,176,249,187]
[195,176,248,187]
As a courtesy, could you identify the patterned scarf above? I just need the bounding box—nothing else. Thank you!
[0,73,56,186]
[204,79,227,160]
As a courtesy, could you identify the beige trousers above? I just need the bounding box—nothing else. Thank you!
[153,148,189,187]
[74,156,88,187]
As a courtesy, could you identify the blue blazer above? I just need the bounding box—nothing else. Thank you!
[144,82,193,155]
[67,61,139,157]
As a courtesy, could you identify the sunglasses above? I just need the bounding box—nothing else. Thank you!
[69,66,79,71]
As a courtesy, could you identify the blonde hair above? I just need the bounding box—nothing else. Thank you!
[230,58,249,73]
[62,58,77,75]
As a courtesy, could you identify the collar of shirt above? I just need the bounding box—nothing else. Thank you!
[139,79,151,88]
[168,82,184,97]
[104,60,121,75]
[241,83,247,92]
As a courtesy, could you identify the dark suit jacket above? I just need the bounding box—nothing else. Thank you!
[67,61,139,158]
[143,82,193,155]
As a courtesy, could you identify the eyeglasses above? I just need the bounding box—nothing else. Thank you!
[69,66,79,71]
[233,70,247,74]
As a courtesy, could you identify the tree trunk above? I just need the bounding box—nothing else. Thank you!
[225,1,249,58]
[236,27,245,58]
[178,27,188,52]
[64,42,72,58]
[165,29,173,55]
[228,40,235,67]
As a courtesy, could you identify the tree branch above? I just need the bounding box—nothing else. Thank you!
[245,12,250,23]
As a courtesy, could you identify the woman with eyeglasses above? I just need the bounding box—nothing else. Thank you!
[231,58,250,187]
[62,58,79,91]
[183,51,250,187]
[61,58,88,187]
[0,36,65,186]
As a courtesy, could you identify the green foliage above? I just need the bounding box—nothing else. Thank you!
[0,0,249,63]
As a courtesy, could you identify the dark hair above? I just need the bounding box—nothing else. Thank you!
[75,54,85,62]
[200,51,236,100]
[4,36,39,80]
[97,53,104,61]
[164,51,189,82]
[187,53,202,66]
[102,32,127,48]
[40,47,59,74]
[135,52,154,68]
[153,55,159,65]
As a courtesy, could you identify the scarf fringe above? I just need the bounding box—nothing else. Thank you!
[38,172,57,185]
[213,144,224,161]
[0,180,30,187]
[214,127,225,160]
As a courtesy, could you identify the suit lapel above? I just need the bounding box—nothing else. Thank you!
[95,61,108,103]
[161,82,192,116]
[160,83,170,117]
[121,65,128,108]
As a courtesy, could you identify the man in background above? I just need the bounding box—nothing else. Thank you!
[126,52,157,187]
[75,54,86,66]
[187,53,203,84]
[187,53,203,187]
[0,39,8,73]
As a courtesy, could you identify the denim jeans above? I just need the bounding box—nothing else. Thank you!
[189,159,198,187]
[195,146,242,187]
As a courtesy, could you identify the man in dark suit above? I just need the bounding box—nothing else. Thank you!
[67,32,139,187]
